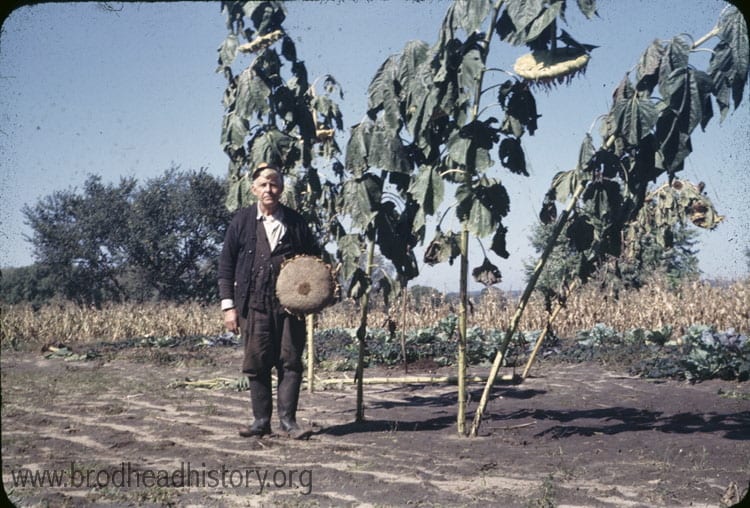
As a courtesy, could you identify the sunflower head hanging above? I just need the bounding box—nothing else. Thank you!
[513,46,591,89]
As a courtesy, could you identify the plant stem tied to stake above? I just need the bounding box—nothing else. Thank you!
[469,183,585,437]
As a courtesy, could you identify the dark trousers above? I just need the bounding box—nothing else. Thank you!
[240,308,306,378]
[239,308,306,425]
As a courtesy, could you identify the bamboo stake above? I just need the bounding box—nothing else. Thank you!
[457,225,469,435]
[400,282,409,373]
[520,278,579,379]
[316,373,515,387]
[469,182,586,437]
[306,313,315,393]
[355,239,376,422]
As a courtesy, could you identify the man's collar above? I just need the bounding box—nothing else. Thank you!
[256,205,285,222]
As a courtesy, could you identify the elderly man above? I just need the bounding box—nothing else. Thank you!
[218,163,320,439]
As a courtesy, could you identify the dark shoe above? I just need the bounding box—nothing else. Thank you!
[243,375,272,438]
[279,416,312,440]
[277,370,310,439]
[239,419,271,437]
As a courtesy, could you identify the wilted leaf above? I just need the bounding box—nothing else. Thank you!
[611,93,659,145]
[347,267,371,301]
[566,214,594,251]
[490,224,510,258]
[367,55,401,131]
[455,177,510,238]
[341,173,382,231]
[409,165,444,217]
[498,137,528,175]
[472,257,502,287]
[635,40,665,93]
[337,234,363,283]
[281,35,296,62]
[423,229,461,266]
[247,128,300,170]
[217,34,239,69]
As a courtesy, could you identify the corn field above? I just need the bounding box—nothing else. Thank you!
[2,278,748,347]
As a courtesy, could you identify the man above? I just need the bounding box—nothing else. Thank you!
[218,162,320,439]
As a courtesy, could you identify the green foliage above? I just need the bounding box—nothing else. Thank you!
[313,315,532,369]
[541,5,747,285]
[0,264,59,308]
[21,175,136,307]
[554,323,749,382]
[17,167,229,306]
[217,0,346,243]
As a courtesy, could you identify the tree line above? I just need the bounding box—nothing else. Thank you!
[1,167,230,308]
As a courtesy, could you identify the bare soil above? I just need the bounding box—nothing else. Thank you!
[2,340,749,507]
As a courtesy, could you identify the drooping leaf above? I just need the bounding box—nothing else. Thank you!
[524,0,563,44]
[472,257,502,287]
[217,33,240,69]
[374,201,419,281]
[566,214,594,251]
[281,35,296,62]
[456,177,510,238]
[709,5,750,108]
[445,0,493,34]
[539,192,557,224]
[336,234,363,283]
[340,173,382,231]
[247,128,300,170]
[611,92,659,145]
[578,133,596,171]
[503,0,545,41]
[499,80,541,136]
[423,228,461,266]
[498,137,528,176]
[657,35,690,80]
[575,0,598,19]
[655,110,692,175]
[220,112,249,151]
[458,48,484,102]
[224,174,252,212]
[635,40,665,93]
[345,120,412,175]
[235,69,271,121]
[408,165,444,217]
[252,47,283,88]
[367,55,401,131]
[347,267,370,301]
[490,223,510,258]
[550,169,578,203]
[662,67,714,134]
[249,0,286,35]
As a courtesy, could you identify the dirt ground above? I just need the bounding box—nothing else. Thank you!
[2,339,749,507]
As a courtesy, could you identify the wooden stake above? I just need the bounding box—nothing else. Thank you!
[469,183,586,437]
[306,313,315,393]
[521,278,579,379]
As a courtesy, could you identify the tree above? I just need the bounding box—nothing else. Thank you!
[123,167,231,303]
[0,264,59,308]
[20,167,230,305]
[22,175,136,306]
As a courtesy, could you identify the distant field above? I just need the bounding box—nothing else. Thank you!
[2,277,747,346]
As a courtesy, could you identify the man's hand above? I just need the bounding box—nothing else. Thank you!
[224,308,239,334]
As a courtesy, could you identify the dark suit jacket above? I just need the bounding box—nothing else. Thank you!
[217,203,320,317]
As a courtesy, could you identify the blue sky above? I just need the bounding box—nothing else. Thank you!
[1,0,748,292]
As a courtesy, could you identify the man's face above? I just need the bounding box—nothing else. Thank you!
[252,171,283,212]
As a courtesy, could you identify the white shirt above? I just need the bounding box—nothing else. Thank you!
[257,207,286,252]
